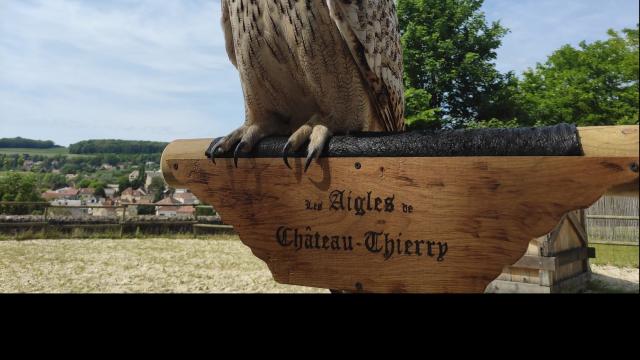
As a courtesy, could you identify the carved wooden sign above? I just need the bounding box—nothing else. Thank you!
[161,126,639,293]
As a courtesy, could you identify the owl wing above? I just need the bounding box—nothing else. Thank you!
[221,0,237,68]
[326,0,405,132]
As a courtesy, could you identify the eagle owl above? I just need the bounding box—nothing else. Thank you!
[207,0,405,171]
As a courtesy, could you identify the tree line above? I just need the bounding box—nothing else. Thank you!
[0,137,60,149]
[0,153,160,173]
[399,0,639,130]
[68,140,168,154]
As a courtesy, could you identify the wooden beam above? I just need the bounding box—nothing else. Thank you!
[555,247,594,266]
[159,126,638,293]
[161,127,639,187]
[567,211,589,246]
[578,126,639,157]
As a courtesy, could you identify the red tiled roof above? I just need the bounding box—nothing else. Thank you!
[177,206,195,214]
[79,188,94,195]
[57,187,79,196]
[155,197,180,205]
[42,191,63,200]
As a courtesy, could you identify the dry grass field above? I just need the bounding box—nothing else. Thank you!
[0,236,328,293]
[0,236,637,293]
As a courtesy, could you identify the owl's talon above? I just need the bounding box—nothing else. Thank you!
[304,149,318,173]
[206,141,223,164]
[283,142,293,169]
[234,141,247,168]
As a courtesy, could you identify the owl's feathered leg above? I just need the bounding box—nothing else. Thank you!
[283,114,333,172]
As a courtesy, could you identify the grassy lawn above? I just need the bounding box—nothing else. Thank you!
[0,147,91,158]
[0,237,328,293]
[0,147,69,156]
[590,243,639,268]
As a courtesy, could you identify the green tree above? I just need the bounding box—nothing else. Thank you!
[147,176,166,203]
[517,25,639,126]
[0,173,45,214]
[40,173,68,190]
[398,0,513,128]
[94,185,106,198]
[404,88,442,130]
[118,177,131,194]
[130,164,146,190]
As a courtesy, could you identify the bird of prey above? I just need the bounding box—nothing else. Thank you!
[207,0,405,171]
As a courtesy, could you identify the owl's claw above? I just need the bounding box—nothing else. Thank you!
[304,148,318,173]
[282,142,293,169]
[205,140,223,164]
[234,141,247,168]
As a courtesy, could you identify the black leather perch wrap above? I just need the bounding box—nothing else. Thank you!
[215,123,584,158]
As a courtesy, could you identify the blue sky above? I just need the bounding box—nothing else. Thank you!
[0,0,638,146]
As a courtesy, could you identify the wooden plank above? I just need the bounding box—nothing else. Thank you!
[589,240,639,246]
[552,272,591,293]
[160,127,638,293]
[511,255,556,271]
[539,270,554,287]
[580,126,639,196]
[507,267,540,285]
[160,153,637,293]
[567,211,589,246]
[586,215,639,220]
[578,126,639,157]
[556,247,591,266]
[485,280,551,294]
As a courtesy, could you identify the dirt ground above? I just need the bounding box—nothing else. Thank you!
[0,237,637,293]
[588,265,639,293]
[0,237,328,293]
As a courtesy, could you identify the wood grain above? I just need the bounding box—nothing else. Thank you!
[579,126,639,157]
[162,154,638,293]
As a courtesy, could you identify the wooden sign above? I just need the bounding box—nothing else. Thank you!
[161,126,639,293]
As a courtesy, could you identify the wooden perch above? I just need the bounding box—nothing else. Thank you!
[161,125,638,293]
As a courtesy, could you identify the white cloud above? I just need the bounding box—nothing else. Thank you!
[0,0,245,145]
[483,0,639,74]
[1,0,638,145]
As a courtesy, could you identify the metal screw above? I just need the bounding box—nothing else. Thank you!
[355,282,363,291]
[631,162,639,173]
[173,163,179,171]
[355,162,362,170]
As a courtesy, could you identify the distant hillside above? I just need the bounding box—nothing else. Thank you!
[0,137,60,149]
[69,139,168,154]
[0,147,71,157]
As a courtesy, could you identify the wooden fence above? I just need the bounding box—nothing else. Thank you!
[585,194,639,245]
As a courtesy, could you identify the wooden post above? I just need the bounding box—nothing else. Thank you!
[160,126,639,293]
[43,205,49,238]
[119,205,127,239]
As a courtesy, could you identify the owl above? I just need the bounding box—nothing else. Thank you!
[207,0,405,171]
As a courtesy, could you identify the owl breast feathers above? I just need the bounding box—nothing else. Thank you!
[208,0,405,170]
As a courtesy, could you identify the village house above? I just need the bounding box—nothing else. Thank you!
[120,187,147,203]
[144,171,164,189]
[128,170,140,182]
[41,187,80,201]
[173,191,200,205]
[49,199,88,217]
[104,188,117,198]
[154,197,188,217]
[78,188,94,199]
[90,198,118,217]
